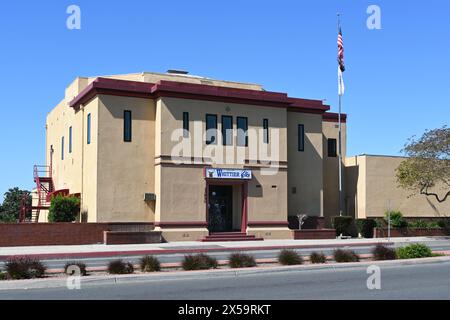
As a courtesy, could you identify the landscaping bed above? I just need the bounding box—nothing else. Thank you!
[0,244,447,282]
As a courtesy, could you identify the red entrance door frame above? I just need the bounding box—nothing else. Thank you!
[205,177,248,234]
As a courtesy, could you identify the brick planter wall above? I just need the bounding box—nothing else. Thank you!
[374,228,450,238]
[293,229,336,240]
[0,223,154,247]
[104,231,162,245]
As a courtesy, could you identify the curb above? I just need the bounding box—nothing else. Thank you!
[0,241,394,261]
[1,255,450,291]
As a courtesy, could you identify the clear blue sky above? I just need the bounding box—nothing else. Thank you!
[0,0,449,195]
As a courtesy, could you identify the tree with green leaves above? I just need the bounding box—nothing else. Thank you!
[0,187,31,222]
[396,126,450,203]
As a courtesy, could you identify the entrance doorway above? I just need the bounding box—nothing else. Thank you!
[208,185,233,233]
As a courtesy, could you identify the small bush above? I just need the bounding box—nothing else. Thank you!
[140,255,161,272]
[437,219,450,229]
[333,249,360,263]
[408,219,428,229]
[396,243,433,259]
[278,250,303,265]
[384,211,408,229]
[107,260,134,274]
[0,272,7,281]
[372,244,397,261]
[309,252,327,264]
[182,254,218,271]
[64,261,87,276]
[332,216,358,237]
[356,219,377,238]
[228,253,257,268]
[5,257,47,279]
[48,194,80,223]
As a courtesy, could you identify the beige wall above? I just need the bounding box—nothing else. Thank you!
[322,121,347,224]
[96,95,156,222]
[154,97,288,226]
[46,96,99,222]
[345,155,450,218]
[287,112,324,218]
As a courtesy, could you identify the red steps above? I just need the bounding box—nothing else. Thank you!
[201,232,264,242]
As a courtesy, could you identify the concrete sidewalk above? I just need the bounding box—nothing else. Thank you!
[0,237,432,260]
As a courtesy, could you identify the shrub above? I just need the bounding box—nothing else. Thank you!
[309,252,327,264]
[356,219,377,238]
[408,219,425,228]
[278,250,303,265]
[372,244,397,260]
[0,272,7,281]
[333,249,359,263]
[384,211,408,229]
[182,254,218,271]
[48,194,80,223]
[228,253,257,268]
[437,219,450,229]
[332,216,358,237]
[5,257,46,279]
[396,243,433,259]
[140,255,161,272]
[107,260,134,274]
[64,261,87,276]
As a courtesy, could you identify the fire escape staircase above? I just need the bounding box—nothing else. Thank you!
[19,165,54,223]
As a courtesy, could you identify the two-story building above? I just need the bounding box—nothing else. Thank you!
[39,71,347,241]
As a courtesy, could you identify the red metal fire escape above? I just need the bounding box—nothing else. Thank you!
[19,165,54,223]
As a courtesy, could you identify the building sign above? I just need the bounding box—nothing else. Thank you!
[205,168,252,180]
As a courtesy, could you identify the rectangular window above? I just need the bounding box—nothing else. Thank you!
[69,126,72,153]
[221,116,233,146]
[328,138,337,157]
[206,114,217,145]
[298,124,305,152]
[124,110,132,142]
[61,136,64,160]
[237,117,248,147]
[87,113,91,145]
[183,112,189,138]
[263,119,269,144]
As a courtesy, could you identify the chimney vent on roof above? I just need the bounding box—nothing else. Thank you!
[167,69,189,75]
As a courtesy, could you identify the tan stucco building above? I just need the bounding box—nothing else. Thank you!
[37,71,449,241]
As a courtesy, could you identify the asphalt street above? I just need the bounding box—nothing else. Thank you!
[1,238,450,270]
[1,259,450,299]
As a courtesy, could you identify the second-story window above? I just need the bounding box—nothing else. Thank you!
[263,118,269,144]
[328,138,337,157]
[87,113,91,145]
[298,124,305,152]
[69,126,73,153]
[237,117,248,147]
[222,116,233,146]
[61,136,64,160]
[124,110,132,142]
[206,114,217,145]
[183,112,189,138]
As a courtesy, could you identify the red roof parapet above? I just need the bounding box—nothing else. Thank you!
[69,77,330,114]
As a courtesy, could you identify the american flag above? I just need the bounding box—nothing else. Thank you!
[337,28,345,72]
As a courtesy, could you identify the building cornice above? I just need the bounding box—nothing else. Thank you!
[69,77,331,114]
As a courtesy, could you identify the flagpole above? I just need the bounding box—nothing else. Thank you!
[337,13,343,217]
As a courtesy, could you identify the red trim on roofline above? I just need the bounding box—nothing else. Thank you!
[323,112,347,123]
[69,77,330,113]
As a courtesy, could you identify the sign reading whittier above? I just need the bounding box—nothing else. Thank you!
[205,168,252,180]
